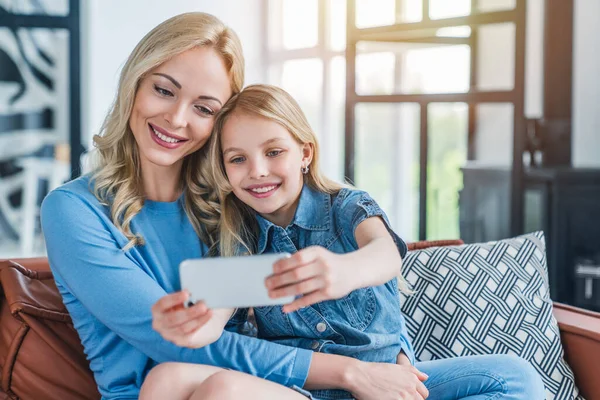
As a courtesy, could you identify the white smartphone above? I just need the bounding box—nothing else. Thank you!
[179,253,294,309]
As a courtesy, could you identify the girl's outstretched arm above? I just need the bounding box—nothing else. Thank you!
[266,216,402,313]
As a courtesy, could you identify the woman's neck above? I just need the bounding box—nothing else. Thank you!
[141,160,183,202]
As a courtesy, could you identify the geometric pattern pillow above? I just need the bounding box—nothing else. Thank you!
[400,231,582,400]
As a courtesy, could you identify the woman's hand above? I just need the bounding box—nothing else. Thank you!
[347,361,429,400]
[151,291,217,348]
[265,246,354,313]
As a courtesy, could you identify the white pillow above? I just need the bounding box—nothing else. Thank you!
[400,231,581,400]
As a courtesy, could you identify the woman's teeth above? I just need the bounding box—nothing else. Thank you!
[151,126,181,143]
[251,185,277,193]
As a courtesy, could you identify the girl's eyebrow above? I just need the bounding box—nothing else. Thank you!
[260,137,285,146]
[222,138,285,156]
[152,73,223,105]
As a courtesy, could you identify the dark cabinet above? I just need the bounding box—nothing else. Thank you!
[460,164,600,311]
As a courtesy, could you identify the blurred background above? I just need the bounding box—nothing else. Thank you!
[0,0,599,311]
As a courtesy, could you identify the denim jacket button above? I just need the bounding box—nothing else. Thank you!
[316,322,327,333]
[311,341,320,350]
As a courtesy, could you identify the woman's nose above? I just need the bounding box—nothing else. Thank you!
[164,102,188,129]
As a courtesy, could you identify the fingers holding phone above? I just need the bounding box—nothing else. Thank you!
[266,246,354,313]
[151,291,214,348]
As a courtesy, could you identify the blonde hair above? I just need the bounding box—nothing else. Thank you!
[206,84,411,293]
[91,12,244,250]
[206,84,342,256]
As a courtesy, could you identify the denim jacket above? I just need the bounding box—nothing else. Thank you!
[229,185,415,400]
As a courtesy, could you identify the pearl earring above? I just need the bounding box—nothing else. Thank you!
[301,165,309,175]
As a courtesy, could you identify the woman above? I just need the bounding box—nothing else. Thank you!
[41,12,429,400]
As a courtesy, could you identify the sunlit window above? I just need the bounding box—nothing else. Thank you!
[282,0,318,49]
[429,0,471,20]
[267,0,346,182]
[266,0,528,241]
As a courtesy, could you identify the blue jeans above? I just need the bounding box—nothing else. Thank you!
[293,354,545,399]
[417,354,546,400]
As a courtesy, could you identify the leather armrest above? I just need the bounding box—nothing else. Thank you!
[553,302,600,400]
[4,258,51,273]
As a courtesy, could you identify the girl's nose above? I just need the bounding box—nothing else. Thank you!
[249,159,269,178]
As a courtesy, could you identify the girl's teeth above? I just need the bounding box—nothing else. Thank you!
[151,126,181,143]
[251,186,276,193]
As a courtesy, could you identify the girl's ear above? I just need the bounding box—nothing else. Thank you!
[301,142,314,167]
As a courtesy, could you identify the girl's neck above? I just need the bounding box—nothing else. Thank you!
[141,159,183,202]
[258,191,302,228]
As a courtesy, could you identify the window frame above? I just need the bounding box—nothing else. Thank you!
[345,0,527,240]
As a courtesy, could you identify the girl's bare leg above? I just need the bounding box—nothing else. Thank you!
[190,369,308,400]
[139,362,223,400]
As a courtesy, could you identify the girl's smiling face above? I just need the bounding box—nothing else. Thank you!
[221,112,313,227]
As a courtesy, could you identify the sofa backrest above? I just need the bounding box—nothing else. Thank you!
[0,239,463,400]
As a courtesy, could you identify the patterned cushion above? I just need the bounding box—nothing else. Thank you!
[400,231,581,400]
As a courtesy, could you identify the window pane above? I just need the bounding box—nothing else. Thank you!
[397,0,423,23]
[356,0,423,27]
[427,103,468,240]
[1,0,69,16]
[356,48,395,95]
[324,56,345,182]
[477,23,515,91]
[356,0,395,28]
[477,0,516,13]
[281,59,323,136]
[429,0,471,20]
[282,0,318,49]
[0,27,71,258]
[328,0,346,51]
[355,103,420,242]
[525,0,544,118]
[474,103,514,166]
[356,41,470,95]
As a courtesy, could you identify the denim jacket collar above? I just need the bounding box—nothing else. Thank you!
[256,184,331,254]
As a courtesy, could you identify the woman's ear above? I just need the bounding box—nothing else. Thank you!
[301,142,314,167]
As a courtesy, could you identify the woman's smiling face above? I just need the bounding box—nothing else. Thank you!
[129,46,232,171]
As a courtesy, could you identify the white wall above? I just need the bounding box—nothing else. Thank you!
[80,0,265,149]
[572,0,600,167]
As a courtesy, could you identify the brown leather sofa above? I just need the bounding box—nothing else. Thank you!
[1,246,600,400]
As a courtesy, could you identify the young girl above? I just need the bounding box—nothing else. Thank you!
[146,84,545,400]
[211,84,416,399]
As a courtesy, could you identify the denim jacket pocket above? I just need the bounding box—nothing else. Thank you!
[253,305,294,338]
[321,287,376,332]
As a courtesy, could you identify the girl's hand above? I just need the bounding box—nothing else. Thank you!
[397,351,412,366]
[151,290,215,348]
[265,246,354,313]
[348,361,429,400]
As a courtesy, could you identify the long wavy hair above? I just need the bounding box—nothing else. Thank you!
[91,12,244,250]
[205,84,343,256]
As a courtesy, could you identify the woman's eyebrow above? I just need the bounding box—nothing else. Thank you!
[152,73,223,105]
[198,95,222,106]
[153,73,181,89]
